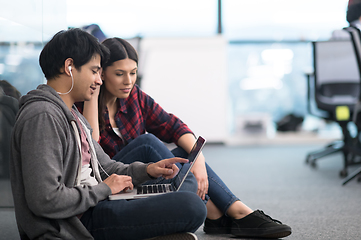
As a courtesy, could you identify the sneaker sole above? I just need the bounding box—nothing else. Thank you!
[203,226,231,234]
[149,232,198,240]
[231,226,292,239]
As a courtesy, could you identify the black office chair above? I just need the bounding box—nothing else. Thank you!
[341,26,361,185]
[305,37,361,178]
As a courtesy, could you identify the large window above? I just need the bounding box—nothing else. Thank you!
[0,0,350,132]
[0,0,67,95]
[227,42,311,125]
[223,0,348,41]
[67,0,218,38]
[0,0,67,206]
[222,0,348,134]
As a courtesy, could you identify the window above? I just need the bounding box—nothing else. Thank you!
[0,0,67,95]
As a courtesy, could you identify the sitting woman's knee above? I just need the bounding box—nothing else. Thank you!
[139,133,161,144]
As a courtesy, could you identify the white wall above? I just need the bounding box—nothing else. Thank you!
[140,36,229,142]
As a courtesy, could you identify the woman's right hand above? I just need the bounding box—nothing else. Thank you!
[83,84,101,141]
[103,174,133,194]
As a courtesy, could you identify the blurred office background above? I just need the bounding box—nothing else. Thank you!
[0,0,349,144]
[3,2,361,239]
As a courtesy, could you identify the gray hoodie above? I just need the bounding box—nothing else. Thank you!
[10,84,151,239]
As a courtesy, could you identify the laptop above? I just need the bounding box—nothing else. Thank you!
[108,136,206,200]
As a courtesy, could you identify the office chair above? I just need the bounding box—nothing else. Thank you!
[305,37,361,177]
[341,26,361,185]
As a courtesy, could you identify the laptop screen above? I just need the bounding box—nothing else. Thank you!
[176,136,206,190]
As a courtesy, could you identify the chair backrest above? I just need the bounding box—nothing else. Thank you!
[343,26,361,123]
[314,40,360,87]
[344,26,361,76]
[312,40,360,112]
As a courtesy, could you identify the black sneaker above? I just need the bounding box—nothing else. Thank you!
[231,210,292,239]
[203,215,232,234]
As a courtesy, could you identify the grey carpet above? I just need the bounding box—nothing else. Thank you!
[0,179,14,207]
[1,144,361,240]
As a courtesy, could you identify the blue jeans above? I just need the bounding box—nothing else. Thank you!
[111,134,197,193]
[115,134,240,215]
[80,192,206,240]
[80,134,206,239]
[171,146,240,215]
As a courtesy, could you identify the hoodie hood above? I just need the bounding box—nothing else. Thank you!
[18,84,74,123]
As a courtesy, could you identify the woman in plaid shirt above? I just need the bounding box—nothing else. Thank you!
[81,37,291,239]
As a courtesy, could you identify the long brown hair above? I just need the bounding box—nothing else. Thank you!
[98,38,139,130]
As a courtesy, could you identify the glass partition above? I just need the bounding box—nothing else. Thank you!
[0,0,350,143]
[227,41,312,132]
[223,0,348,136]
[223,0,349,41]
[0,0,67,207]
[0,0,67,95]
[65,0,349,137]
[67,0,217,38]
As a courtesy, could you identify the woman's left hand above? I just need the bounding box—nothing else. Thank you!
[191,155,209,200]
[176,133,209,199]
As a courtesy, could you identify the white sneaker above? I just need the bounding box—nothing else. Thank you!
[148,232,198,240]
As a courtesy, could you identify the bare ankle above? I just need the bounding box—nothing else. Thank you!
[226,201,253,220]
[206,200,223,220]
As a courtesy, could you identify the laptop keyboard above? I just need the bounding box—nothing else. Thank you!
[137,184,173,194]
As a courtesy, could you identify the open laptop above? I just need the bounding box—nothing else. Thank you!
[109,136,206,200]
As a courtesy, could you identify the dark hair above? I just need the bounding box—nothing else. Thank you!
[98,37,138,130]
[39,28,109,80]
[347,0,361,23]
[0,80,21,100]
[102,38,138,69]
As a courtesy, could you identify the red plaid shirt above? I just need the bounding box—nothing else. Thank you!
[78,85,193,158]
